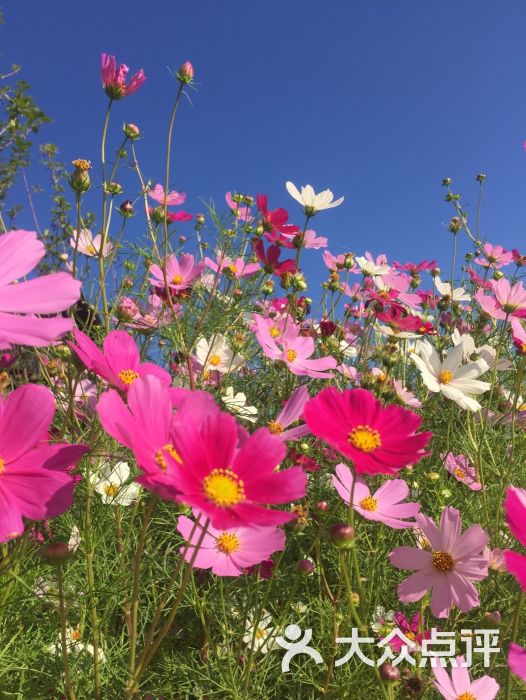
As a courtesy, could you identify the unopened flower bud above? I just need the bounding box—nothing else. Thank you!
[105,181,123,196]
[431,267,441,278]
[330,523,355,548]
[343,253,355,269]
[442,177,452,186]
[124,123,140,139]
[70,159,92,193]
[196,213,205,226]
[42,541,72,563]
[483,611,501,626]
[116,303,136,322]
[380,663,401,682]
[299,442,309,453]
[244,195,254,206]
[179,235,187,244]
[426,471,440,481]
[476,173,486,182]
[316,501,328,512]
[449,217,462,234]
[119,200,134,217]
[261,279,275,295]
[59,253,69,262]
[492,270,504,280]
[298,558,315,575]
[177,61,194,84]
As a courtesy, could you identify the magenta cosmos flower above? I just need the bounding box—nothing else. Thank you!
[0,229,81,349]
[503,486,526,590]
[177,510,285,576]
[101,53,145,99]
[474,242,514,268]
[390,507,489,618]
[332,463,420,529]
[0,384,88,542]
[508,642,526,683]
[303,388,432,475]
[70,328,171,392]
[149,253,205,293]
[432,656,499,700]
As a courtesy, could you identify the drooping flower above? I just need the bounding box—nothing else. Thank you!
[0,229,81,349]
[70,328,171,392]
[432,655,499,700]
[443,452,482,490]
[267,385,311,441]
[70,229,113,258]
[412,340,490,412]
[147,184,186,206]
[285,181,344,215]
[390,507,489,618]
[332,464,420,529]
[176,511,285,576]
[90,461,140,506]
[101,53,145,99]
[303,387,432,475]
[503,486,526,591]
[149,253,205,293]
[0,384,88,542]
[194,335,245,375]
[508,642,526,683]
[221,387,258,423]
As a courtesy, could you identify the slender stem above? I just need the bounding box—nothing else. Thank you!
[504,591,525,700]
[57,565,77,700]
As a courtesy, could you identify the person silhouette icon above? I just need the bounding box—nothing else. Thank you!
[276,624,323,672]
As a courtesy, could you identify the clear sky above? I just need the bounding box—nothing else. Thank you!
[2,0,526,283]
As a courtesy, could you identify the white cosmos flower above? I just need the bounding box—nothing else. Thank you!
[285,181,344,214]
[412,340,490,411]
[434,277,470,302]
[47,628,106,663]
[70,228,113,258]
[355,256,391,276]
[221,387,258,423]
[242,610,277,654]
[451,330,513,371]
[195,335,245,374]
[90,461,140,506]
[68,525,81,553]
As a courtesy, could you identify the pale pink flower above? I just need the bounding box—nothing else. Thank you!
[443,452,482,490]
[474,242,514,268]
[393,379,422,408]
[432,655,499,699]
[225,192,251,219]
[332,463,420,529]
[205,255,260,279]
[475,279,526,319]
[322,250,346,271]
[390,507,489,618]
[148,184,186,206]
[70,229,113,258]
[149,254,205,292]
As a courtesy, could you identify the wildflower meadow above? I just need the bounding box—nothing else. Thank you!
[1,29,526,700]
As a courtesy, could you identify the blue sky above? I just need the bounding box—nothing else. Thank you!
[2,0,526,284]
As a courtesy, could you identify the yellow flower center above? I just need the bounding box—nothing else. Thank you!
[456,694,476,700]
[377,371,387,382]
[209,354,222,367]
[227,264,238,275]
[519,403,526,412]
[216,532,240,554]
[119,369,140,385]
[454,467,466,480]
[203,469,245,507]
[0,457,5,475]
[521,343,526,354]
[269,326,281,338]
[359,496,378,511]
[286,349,298,362]
[154,444,182,472]
[406,631,416,642]
[348,425,382,452]
[255,627,267,640]
[85,244,98,255]
[267,420,284,435]
[172,274,184,284]
[432,550,455,572]
[72,159,91,171]
[103,484,120,498]
[70,629,82,642]
[439,369,454,384]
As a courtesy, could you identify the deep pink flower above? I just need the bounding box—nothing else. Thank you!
[0,230,81,349]
[177,510,285,576]
[304,388,432,475]
[375,306,425,333]
[148,206,193,223]
[475,279,526,320]
[390,507,489,618]
[393,259,436,274]
[504,486,526,591]
[267,385,311,441]
[474,242,514,268]
[432,656,499,700]
[443,452,482,490]
[332,463,420,528]
[0,385,88,542]
[148,184,186,206]
[101,53,145,99]
[257,194,297,235]
[254,240,296,276]
[254,314,337,379]
[70,328,171,392]
[149,253,205,293]
[508,642,526,683]
[389,612,429,652]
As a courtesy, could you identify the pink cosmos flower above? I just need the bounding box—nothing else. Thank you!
[101,53,145,99]
[254,315,337,379]
[511,318,526,354]
[205,255,260,279]
[332,463,420,529]
[393,379,422,408]
[513,248,526,266]
[177,511,285,576]
[225,192,251,219]
[432,655,499,700]
[504,486,526,591]
[70,328,171,392]
[0,384,88,542]
[148,206,193,223]
[167,407,307,528]
[117,294,179,331]
[149,253,205,293]
[393,259,436,274]
[474,242,514,268]
[443,452,482,490]
[70,229,113,258]
[257,194,298,235]
[253,240,296,276]
[0,229,81,349]
[475,279,526,320]
[148,184,186,206]
[267,385,311,441]
[508,642,526,683]
[296,229,328,249]
[303,388,432,475]
[322,250,346,271]
[390,507,489,618]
